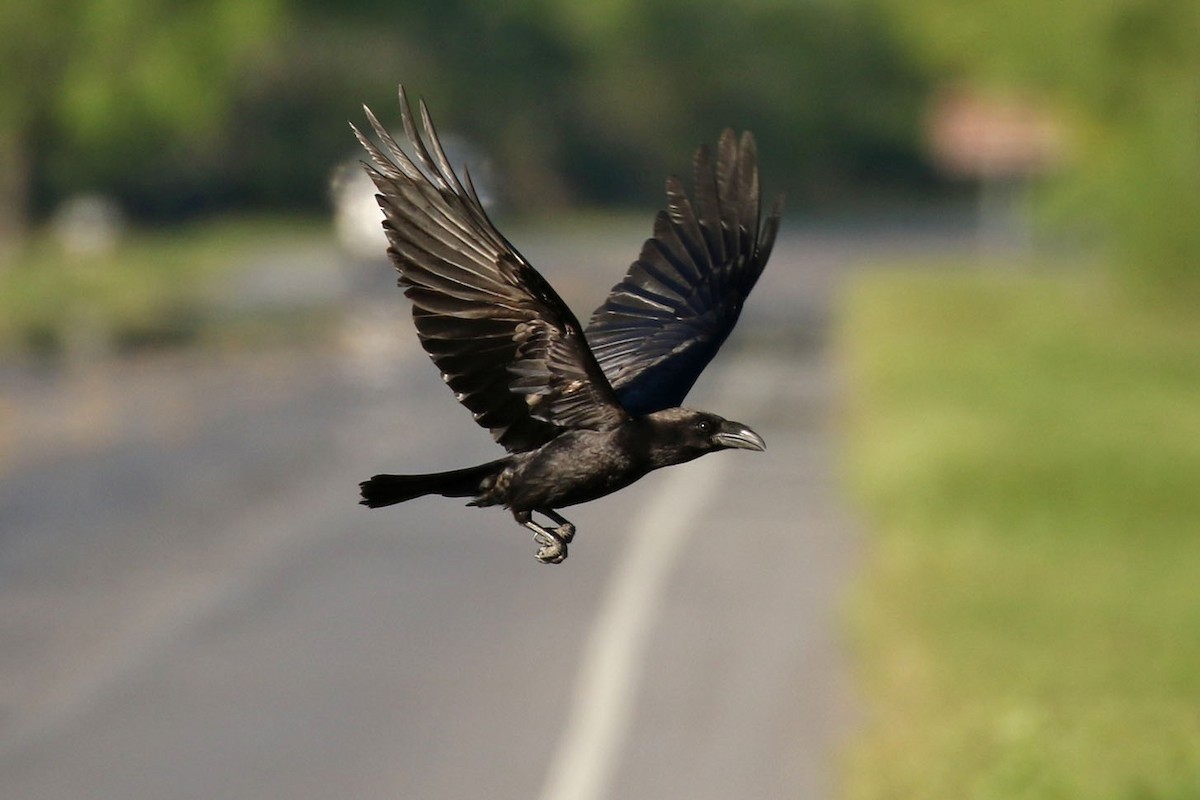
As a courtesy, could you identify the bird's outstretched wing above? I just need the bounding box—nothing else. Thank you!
[353,87,629,453]
[585,130,783,415]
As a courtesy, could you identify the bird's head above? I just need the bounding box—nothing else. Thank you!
[640,407,766,468]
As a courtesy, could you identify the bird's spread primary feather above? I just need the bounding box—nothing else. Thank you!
[356,86,782,563]
[352,89,627,454]
[586,130,783,415]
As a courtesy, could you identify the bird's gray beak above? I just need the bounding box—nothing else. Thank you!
[712,420,766,452]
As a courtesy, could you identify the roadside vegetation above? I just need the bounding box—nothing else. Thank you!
[0,216,336,359]
[839,268,1200,798]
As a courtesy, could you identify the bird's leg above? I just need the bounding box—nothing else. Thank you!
[540,509,576,543]
[513,510,567,564]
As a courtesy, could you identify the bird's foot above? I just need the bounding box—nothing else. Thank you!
[532,529,567,564]
[541,511,575,543]
[518,510,574,564]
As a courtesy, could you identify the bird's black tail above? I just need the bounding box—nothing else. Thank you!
[358,460,504,508]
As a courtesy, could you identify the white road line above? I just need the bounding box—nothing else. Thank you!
[537,362,773,800]
[536,455,724,800]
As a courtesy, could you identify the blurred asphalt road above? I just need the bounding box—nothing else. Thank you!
[0,220,971,799]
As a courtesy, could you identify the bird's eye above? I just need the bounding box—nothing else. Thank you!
[695,419,713,434]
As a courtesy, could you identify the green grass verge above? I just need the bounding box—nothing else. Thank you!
[0,216,333,357]
[839,269,1200,799]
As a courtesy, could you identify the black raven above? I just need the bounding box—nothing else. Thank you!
[355,87,782,563]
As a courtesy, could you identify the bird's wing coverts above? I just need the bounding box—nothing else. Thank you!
[585,130,783,415]
[353,87,629,452]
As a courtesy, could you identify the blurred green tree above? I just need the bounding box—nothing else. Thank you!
[5,0,934,233]
[873,0,1200,292]
[285,0,931,211]
[550,0,930,205]
[0,0,282,249]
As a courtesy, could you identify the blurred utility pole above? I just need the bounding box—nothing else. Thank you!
[926,85,1065,261]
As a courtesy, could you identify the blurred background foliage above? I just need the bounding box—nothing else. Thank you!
[0,0,283,230]
[2,0,932,231]
[1,0,933,233]
[4,0,1197,294]
[874,0,1200,294]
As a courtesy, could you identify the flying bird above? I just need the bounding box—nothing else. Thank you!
[354,87,783,563]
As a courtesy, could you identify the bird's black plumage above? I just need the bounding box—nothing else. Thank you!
[355,86,782,563]
[588,129,782,415]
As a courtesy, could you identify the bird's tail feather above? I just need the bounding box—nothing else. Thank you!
[359,460,503,508]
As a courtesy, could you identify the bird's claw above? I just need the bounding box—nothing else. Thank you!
[532,530,568,564]
[535,542,567,564]
[521,511,574,563]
